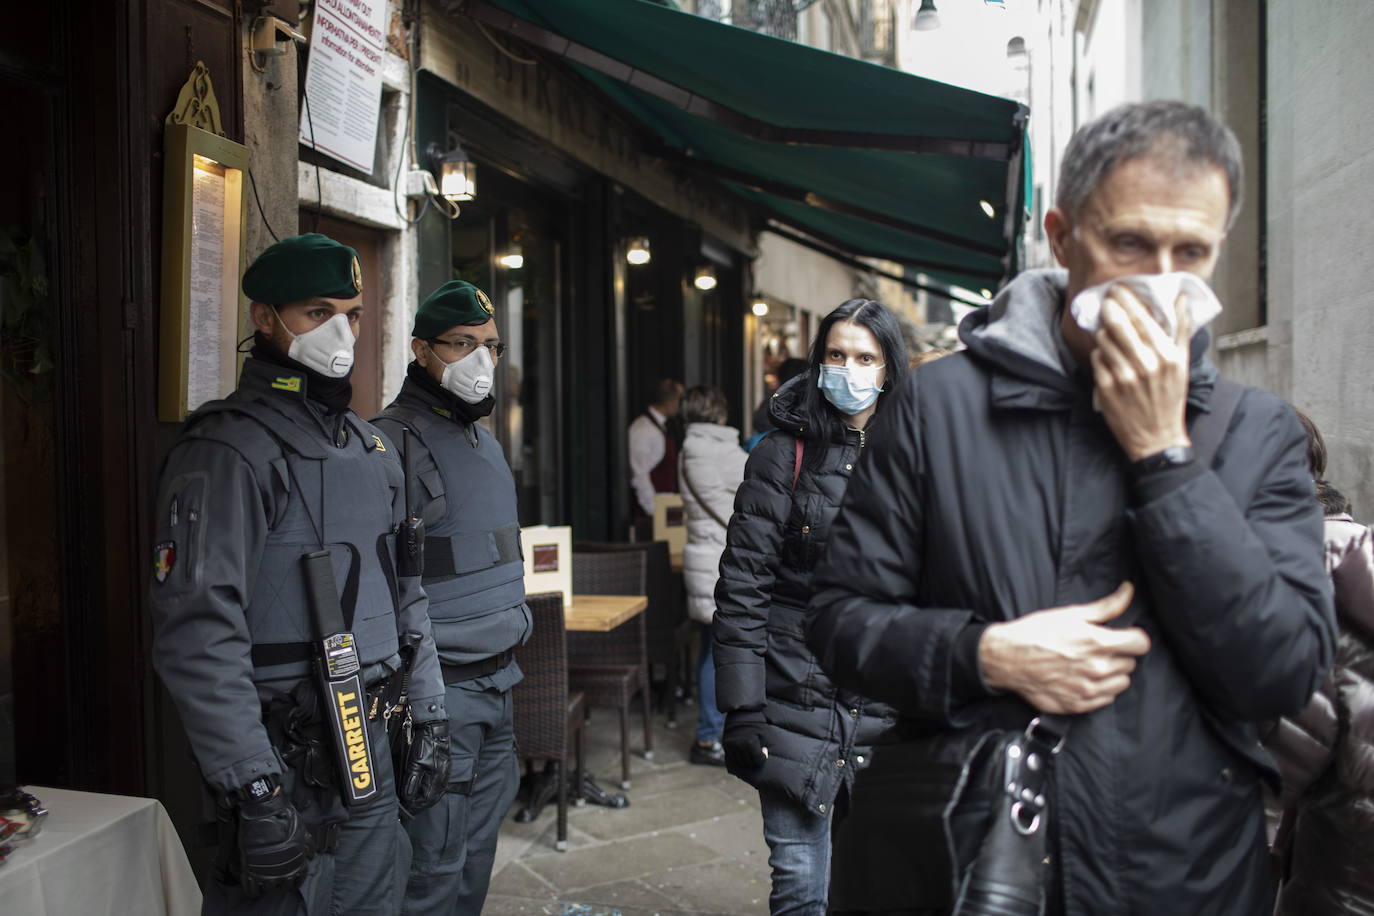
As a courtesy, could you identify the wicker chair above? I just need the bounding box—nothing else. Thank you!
[574,539,690,726]
[568,550,653,789]
[511,591,585,851]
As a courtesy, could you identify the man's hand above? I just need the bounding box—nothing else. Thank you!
[1091,285,1193,461]
[978,582,1151,714]
[399,718,451,815]
[235,789,314,898]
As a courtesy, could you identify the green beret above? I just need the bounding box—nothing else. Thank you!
[413,281,496,338]
[242,233,362,306]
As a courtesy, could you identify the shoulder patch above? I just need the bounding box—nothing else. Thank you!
[153,541,176,583]
[371,435,387,452]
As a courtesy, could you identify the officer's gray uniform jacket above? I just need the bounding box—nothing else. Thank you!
[150,358,446,795]
[374,374,530,690]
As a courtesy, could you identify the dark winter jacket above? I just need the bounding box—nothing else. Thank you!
[713,372,896,815]
[1273,515,1374,915]
[807,269,1335,915]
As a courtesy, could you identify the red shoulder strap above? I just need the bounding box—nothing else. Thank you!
[791,437,804,491]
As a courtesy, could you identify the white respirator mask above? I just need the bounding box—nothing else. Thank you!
[279,312,356,378]
[432,343,495,404]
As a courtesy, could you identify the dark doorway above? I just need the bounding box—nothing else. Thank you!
[308,214,386,418]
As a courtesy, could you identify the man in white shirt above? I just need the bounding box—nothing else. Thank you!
[629,379,684,524]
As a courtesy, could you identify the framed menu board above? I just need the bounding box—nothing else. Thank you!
[159,62,250,422]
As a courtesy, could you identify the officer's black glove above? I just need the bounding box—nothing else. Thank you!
[399,718,451,814]
[722,711,769,772]
[235,789,313,898]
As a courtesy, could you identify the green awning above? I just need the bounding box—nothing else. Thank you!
[455,0,1028,288]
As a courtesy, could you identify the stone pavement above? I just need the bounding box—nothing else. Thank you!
[486,704,772,916]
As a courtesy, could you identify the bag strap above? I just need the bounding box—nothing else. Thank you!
[1190,377,1244,466]
[791,437,804,492]
[680,456,731,531]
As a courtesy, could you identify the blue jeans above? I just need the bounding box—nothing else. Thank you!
[760,789,833,916]
[696,624,725,743]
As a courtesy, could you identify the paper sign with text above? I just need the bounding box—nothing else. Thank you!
[300,0,387,173]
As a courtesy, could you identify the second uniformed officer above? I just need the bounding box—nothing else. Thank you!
[374,280,531,916]
[150,234,452,915]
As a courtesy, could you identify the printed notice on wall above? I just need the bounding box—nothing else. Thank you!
[299,0,387,173]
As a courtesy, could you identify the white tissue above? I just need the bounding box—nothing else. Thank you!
[1069,272,1222,338]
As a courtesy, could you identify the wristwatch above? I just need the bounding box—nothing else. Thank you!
[1129,445,1195,478]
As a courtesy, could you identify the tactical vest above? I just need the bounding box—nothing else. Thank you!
[373,402,526,648]
[182,396,404,690]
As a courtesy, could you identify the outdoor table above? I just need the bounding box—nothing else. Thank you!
[1,785,201,915]
[564,594,647,631]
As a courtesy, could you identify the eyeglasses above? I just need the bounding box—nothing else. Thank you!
[429,337,507,359]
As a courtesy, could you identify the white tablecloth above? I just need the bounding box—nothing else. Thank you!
[0,786,201,915]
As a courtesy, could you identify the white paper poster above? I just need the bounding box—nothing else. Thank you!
[188,158,227,412]
[300,0,387,173]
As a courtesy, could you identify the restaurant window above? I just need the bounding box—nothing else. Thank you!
[449,165,565,526]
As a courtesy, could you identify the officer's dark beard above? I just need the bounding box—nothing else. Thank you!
[406,360,495,422]
[251,332,355,414]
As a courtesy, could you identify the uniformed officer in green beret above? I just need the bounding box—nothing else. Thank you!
[373,280,531,915]
[150,233,451,915]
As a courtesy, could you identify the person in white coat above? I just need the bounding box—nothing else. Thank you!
[678,385,748,765]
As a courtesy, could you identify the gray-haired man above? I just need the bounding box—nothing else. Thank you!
[808,101,1335,914]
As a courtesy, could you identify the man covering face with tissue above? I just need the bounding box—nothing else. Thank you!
[374,280,531,916]
[808,102,1335,916]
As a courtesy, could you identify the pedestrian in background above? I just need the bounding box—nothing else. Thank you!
[1268,409,1374,915]
[750,357,809,441]
[712,298,908,914]
[678,385,748,766]
[628,378,684,540]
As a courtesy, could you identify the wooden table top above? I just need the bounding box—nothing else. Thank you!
[565,594,648,632]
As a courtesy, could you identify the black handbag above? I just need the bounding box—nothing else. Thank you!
[944,716,1068,916]
[943,378,1245,915]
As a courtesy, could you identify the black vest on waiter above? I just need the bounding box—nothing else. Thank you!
[178,359,407,693]
[374,378,529,670]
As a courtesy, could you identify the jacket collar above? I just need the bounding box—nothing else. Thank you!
[964,268,1219,414]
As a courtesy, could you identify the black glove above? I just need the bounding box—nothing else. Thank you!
[722,711,769,772]
[399,718,451,814]
[235,789,313,898]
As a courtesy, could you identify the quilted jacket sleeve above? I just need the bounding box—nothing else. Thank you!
[806,377,985,726]
[712,432,795,713]
[1129,393,1336,722]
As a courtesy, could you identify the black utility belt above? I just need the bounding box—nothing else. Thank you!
[441,649,515,684]
[259,671,395,723]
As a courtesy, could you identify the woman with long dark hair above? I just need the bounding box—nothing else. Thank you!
[712,298,908,914]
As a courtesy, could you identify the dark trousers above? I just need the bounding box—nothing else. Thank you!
[401,682,519,916]
[203,714,402,916]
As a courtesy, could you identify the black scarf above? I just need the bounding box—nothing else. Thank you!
[250,332,355,414]
[406,360,495,423]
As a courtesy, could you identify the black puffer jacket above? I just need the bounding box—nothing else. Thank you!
[713,372,895,815]
[1273,516,1374,914]
[807,269,1335,915]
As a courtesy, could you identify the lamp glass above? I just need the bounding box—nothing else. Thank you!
[441,160,476,202]
[751,300,769,317]
[914,0,940,30]
[499,244,524,270]
[694,266,717,291]
[979,199,996,218]
[626,236,652,265]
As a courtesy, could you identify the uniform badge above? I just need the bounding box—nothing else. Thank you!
[476,289,494,315]
[351,255,363,293]
[370,435,387,452]
[271,375,303,393]
[153,542,176,583]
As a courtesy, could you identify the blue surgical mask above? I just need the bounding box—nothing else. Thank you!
[818,363,885,415]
